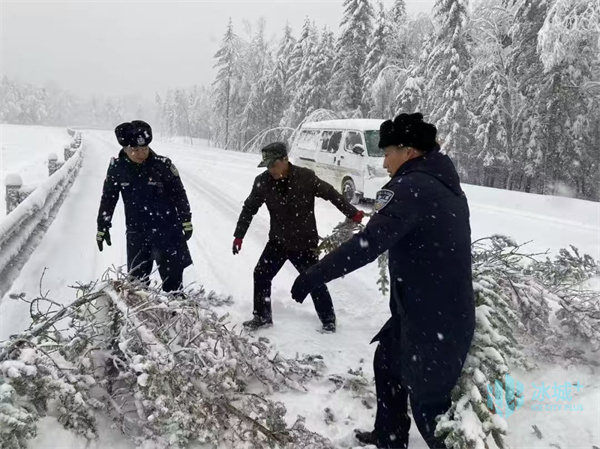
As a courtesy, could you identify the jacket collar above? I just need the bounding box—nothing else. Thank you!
[265,161,295,183]
[391,151,463,196]
[392,154,426,179]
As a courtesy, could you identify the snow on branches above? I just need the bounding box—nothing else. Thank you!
[315,216,390,296]
[538,0,600,72]
[529,245,600,353]
[0,274,334,448]
[317,224,599,449]
[437,236,599,449]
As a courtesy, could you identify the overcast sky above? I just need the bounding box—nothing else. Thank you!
[1,0,434,99]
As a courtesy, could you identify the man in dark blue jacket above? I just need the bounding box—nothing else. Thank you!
[291,113,475,448]
[96,120,193,293]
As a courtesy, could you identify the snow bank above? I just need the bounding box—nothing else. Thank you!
[0,138,85,288]
[0,124,73,218]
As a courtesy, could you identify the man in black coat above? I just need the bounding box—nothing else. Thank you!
[291,114,475,448]
[97,120,193,293]
[233,142,364,332]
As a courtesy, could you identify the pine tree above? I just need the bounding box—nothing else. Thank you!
[238,18,272,150]
[388,0,431,72]
[329,0,375,114]
[392,0,407,21]
[514,0,600,199]
[425,0,472,178]
[0,277,334,448]
[304,27,337,117]
[395,18,436,116]
[535,0,600,199]
[173,89,193,142]
[212,18,241,149]
[468,0,515,187]
[363,2,392,116]
[395,70,424,114]
[103,97,124,127]
[437,236,534,449]
[263,23,296,130]
[538,0,600,73]
[281,18,320,128]
[188,86,212,142]
[0,76,22,123]
[504,0,550,193]
[472,71,510,186]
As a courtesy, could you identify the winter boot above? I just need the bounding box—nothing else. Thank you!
[243,315,273,330]
[320,321,336,333]
[354,429,378,446]
[355,429,407,449]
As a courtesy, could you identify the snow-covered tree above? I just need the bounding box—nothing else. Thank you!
[395,72,424,115]
[212,18,243,149]
[281,18,320,128]
[535,0,600,199]
[467,0,514,187]
[425,0,472,176]
[299,27,337,120]
[363,2,391,115]
[329,0,374,114]
[391,0,407,21]
[263,23,296,130]
[0,276,335,448]
[538,0,600,72]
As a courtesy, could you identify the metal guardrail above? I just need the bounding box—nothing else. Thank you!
[0,132,85,299]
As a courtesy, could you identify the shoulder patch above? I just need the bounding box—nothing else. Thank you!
[374,189,395,213]
[170,163,179,177]
[110,157,116,166]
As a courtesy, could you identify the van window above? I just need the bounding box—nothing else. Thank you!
[364,130,383,157]
[344,131,364,153]
[297,130,321,149]
[320,131,342,153]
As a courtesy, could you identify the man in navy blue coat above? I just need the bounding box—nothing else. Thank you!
[291,113,475,448]
[96,120,193,292]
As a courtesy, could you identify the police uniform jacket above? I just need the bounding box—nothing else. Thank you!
[304,151,475,399]
[97,149,192,269]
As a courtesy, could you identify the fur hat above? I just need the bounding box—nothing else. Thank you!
[378,113,438,152]
[115,120,153,147]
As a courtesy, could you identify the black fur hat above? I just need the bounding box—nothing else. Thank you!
[378,113,438,152]
[115,120,153,147]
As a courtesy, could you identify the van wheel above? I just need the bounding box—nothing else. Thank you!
[342,178,359,205]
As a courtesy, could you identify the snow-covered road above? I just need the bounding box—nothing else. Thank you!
[1,130,599,448]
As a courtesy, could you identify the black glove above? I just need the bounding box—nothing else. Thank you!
[183,221,193,241]
[96,229,111,251]
[291,267,324,304]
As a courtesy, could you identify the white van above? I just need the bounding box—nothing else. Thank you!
[290,119,389,203]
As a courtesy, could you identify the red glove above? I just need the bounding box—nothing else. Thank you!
[352,210,365,223]
[232,238,243,255]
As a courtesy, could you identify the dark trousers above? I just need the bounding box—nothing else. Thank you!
[253,240,335,324]
[374,336,451,449]
[127,233,184,293]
